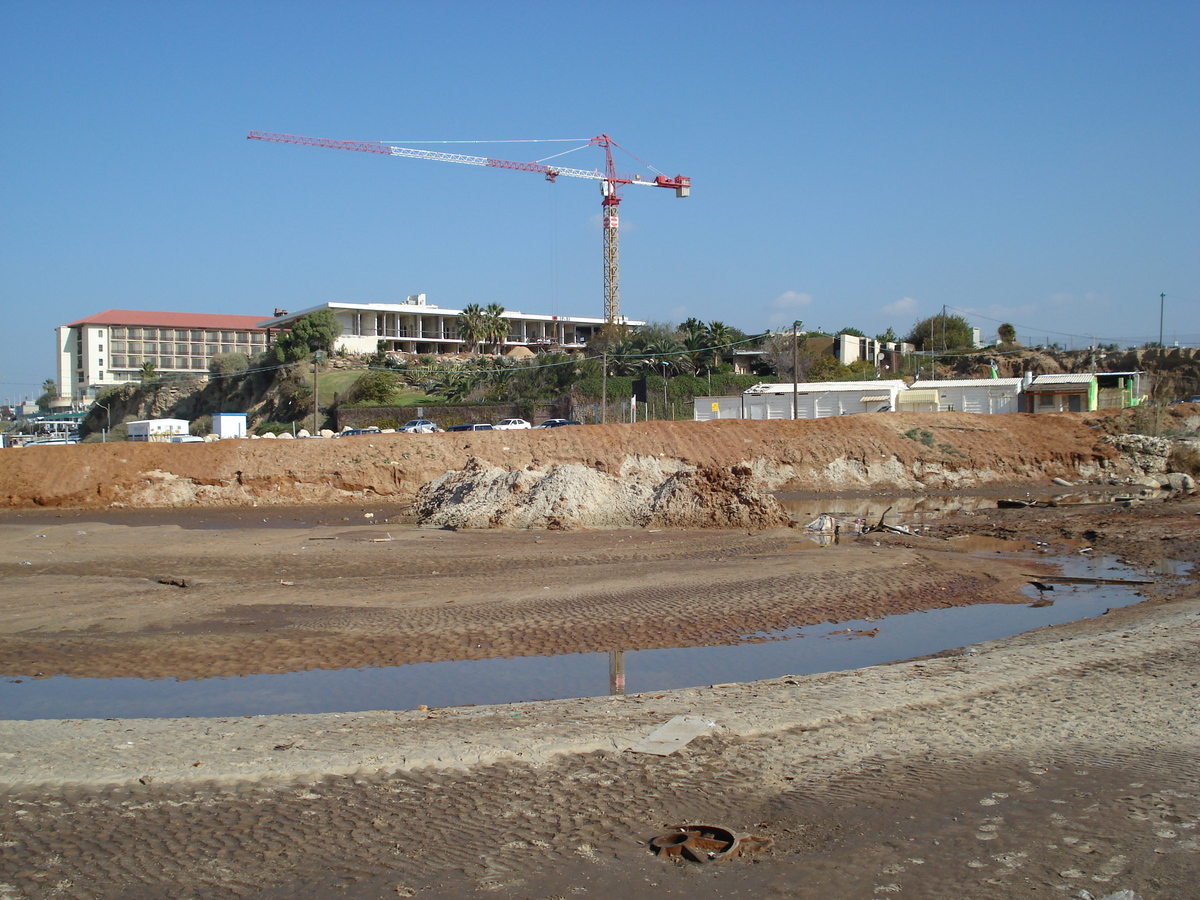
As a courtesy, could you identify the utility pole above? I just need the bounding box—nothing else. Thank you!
[312,351,323,435]
[792,320,802,420]
[601,352,607,425]
[1160,293,1165,347]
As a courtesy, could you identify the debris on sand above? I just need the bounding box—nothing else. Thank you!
[414,457,793,531]
[649,824,774,864]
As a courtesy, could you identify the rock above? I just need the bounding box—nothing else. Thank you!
[1165,471,1196,492]
[414,457,792,531]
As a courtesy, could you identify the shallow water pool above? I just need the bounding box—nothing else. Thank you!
[3,552,1171,721]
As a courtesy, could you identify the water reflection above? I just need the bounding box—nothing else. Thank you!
[775,488,1156,527]
[1,554,1163,721]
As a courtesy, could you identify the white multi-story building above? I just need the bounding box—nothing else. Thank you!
[57,310,271,404]
[258,295,640,356]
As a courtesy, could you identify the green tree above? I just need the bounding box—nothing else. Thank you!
[139,360,157,383]
[269,310,342,364]
[839,326,866,337]
[35,378,58,411]
[875,327,898,343]
[345,369,402,405]
[906,313,975,351]
[483,303,508,354]
[998,323,1018,345]
[703,321,737,370]
[456,303,486,354]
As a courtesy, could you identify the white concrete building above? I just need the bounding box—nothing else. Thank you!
[896,378,1024,414]
[257,295,642,356]
[57,310,271,404]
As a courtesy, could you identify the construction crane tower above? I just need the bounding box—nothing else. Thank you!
[248,131,690,324]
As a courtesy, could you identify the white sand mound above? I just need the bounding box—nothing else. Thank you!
[414,457,792,530]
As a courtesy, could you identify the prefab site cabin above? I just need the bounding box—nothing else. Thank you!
[740,380,908,420]
[126,418,189,441]
[895,378,1024,414]
[692,396,747,421]
[1024,374,1097,413]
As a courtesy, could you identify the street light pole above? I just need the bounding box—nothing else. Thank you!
[661,360,669,420]
[96,402,110,443]
[1159,293,1165,348]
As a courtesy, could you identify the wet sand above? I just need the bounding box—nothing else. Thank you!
[1,495,1198,898]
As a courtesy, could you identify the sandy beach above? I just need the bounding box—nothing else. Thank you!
[1,488,1198,899]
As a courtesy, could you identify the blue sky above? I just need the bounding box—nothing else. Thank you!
[2,1,1197,400]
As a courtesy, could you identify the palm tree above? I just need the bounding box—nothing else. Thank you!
[679,331,709,375]
[704,321,736,369]
[456,304,486,354]
[678,317,706,342]
[641,337,686,375]
[139,361,157,383]
[484,303,508,354]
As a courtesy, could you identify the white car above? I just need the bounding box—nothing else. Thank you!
[399,419,440,433]
[494,418,532,430]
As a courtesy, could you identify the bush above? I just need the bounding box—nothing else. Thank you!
[208,353,250,377]
[190,415,212,436]
[345,370,402,405]
[255,421,293,436]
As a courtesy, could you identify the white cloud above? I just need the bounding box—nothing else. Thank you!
[881,296,918,317]
[766,290,813,329]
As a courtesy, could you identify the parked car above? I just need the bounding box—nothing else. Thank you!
[446,423,494,432]
[534,418,581,428]
[399,419,440,433]
[494,418,532,430]
[169,435,206,443]
[340,427,381,437]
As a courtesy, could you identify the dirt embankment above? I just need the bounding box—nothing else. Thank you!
[0,414,1130,512]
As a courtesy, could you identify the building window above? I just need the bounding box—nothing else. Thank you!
[112,356,125,367]
[98,359,103,369]
[111,327,126,338]
[98,343,104,353]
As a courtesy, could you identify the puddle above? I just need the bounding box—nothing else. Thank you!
[776,488,1155,528]
[1,554,1172,721]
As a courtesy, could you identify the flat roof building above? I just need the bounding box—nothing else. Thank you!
[256,295,643,357]
[57,310,271,404]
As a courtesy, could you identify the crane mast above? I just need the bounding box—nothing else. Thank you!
[247,131,689,324]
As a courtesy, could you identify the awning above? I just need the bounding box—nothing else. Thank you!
[897,389,939,405]
[858,395,891,402]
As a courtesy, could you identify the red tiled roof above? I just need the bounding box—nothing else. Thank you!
[62,309,270,331]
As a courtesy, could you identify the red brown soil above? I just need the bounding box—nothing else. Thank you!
[0,413,1123,509]
[1,417,1196,900]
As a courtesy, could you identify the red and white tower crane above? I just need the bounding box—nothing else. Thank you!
[247,131,690,324]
